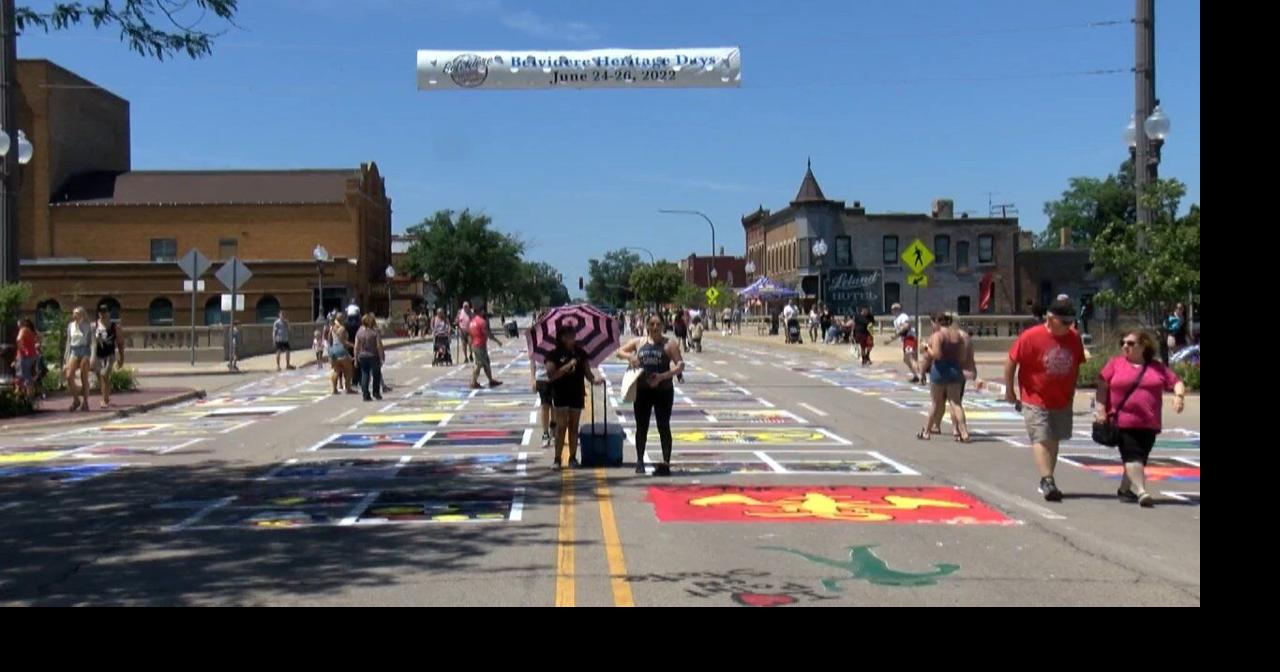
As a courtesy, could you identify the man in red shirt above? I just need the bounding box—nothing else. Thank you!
[469,306,505,389]
[1004,298,1086,502]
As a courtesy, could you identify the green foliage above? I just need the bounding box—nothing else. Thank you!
[629,262,683,307]
[586,249,641,308]
[0,390,34,418]
[16,1,240,60]
[0,283,32,329]
[400,209,528,312]
[1091,182,1199,319]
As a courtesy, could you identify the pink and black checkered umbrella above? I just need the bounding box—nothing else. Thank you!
[526,305,621,368]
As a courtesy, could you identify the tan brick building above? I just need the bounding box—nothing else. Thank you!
[13,59,392,327]
[742,163,1020,316]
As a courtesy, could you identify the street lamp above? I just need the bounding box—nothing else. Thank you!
[624,246,656,264]
[745,260,756,277]
[0,128,32,166]
[313,244,330,321]
[811,239,828,306]
[1125,104,1172,228]
[385,264,396,319]
[658,209,716,287]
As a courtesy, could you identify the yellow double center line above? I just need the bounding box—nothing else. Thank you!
[555,467,634,607]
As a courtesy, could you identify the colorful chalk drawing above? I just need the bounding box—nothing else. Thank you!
[447,412,537,425]
[1059,454,1200,482]
[163,419,255,436]
[704,409,808,425]
[356,412,452,428]
[647,486,1013,524]
[628,428,849,446]
[422,429,532,448]
[623,569,839,607]
[396,454,522,478]
[762,545,960,588]
[268,459,406,480]
[0,445,87,464]
[470,398,536,409]
[640,450,916,476]
[58,423,168,439]
[309,432,430,451]
[355,488,516,523]
[71,440,201,457]
[0,463,124,483]
[199,406,297,417]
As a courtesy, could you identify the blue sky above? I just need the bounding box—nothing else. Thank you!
[18,0,1200,289]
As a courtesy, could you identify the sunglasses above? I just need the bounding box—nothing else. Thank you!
[1120,340,1138,347]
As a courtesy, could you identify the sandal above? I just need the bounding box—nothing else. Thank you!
[916,429,931,441]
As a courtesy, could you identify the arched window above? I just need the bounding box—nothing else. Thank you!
[204,296,227,325]
[148,297,174,326]
[97,297,121,322]
[256,295,280,323]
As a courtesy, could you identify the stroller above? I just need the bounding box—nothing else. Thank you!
[786,317,803,344]
[432,333,453,366]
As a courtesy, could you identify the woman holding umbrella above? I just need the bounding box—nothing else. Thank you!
[528,306,620,468]
[546,321,603,469]
[617,314,685,476]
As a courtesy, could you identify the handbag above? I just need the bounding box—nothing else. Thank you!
[621,366,642,403]
[1092,361,1149,447]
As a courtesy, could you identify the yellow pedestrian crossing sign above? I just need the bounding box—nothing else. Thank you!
[705,287,721,306]
[907,273,929,288]
[902,239,935,273]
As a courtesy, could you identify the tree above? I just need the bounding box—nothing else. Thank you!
[508,261,569,313]
[1090,179,1199,324]
[1038,160,1134,248]
[675,281,704,309]
[629,262,682,308]
[586,249,641,308]
[0,281,30,327]
[400,209,525,312]
[1039,159,1187,249]
[16,1,241,60]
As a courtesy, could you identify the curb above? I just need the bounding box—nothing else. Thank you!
[0,388,206,432]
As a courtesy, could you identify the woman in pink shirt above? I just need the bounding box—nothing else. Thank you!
[1095,330,1188,507]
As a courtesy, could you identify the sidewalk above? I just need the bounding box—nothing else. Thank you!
[133,337,424,377]
[0,387,204,431]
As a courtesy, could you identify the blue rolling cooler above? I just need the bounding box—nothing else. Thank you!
[579,375,624,467]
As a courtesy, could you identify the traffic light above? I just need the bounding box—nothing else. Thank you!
[578,277,584,290]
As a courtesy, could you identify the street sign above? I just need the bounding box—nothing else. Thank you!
[705,287,721,304]
[177,249,212,280]
[906,273,929,288]
[183,280,206,292]
[220,294,245,311]
[214,257,253,291]
[902,239,935,274]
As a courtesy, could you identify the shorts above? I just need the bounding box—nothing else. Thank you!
[902,335,918,354]
[552,391,585,411]
[929,360,966,385]
[1117,428,1158,464]
[536,380,553,406]
[1022,404,1073,444]
[69,344,91,360]
[93,355,116,376]
[275,341,291,353]
[16,356,37,383]
[472,347,491,370]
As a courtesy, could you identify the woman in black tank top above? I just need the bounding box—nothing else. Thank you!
[617,314,685,476]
